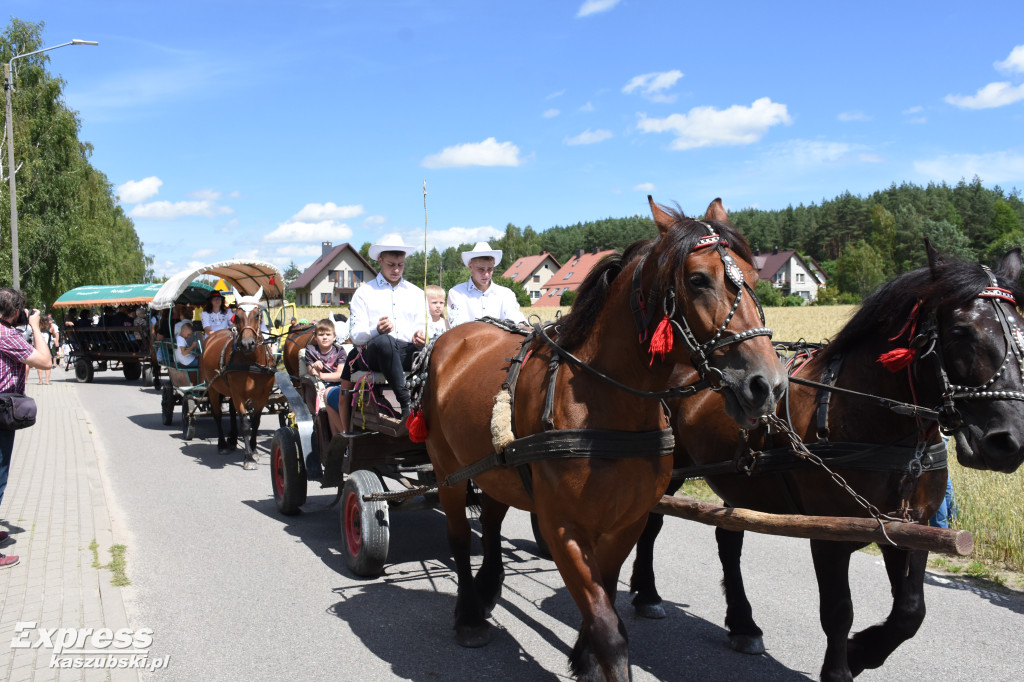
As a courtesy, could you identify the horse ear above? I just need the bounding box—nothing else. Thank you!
[253,286,264,301]
[704,198,728,223]
[230,287,241,300]
[925,239,943,278]
[997,247,1023,283]
[648,195,675,235]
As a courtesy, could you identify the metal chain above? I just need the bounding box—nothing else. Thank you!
[764,413,905,545]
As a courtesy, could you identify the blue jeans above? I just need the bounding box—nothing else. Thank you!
[0,430,14,511]
[928,477,956,528]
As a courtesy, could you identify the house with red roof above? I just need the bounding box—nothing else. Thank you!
[501,252,562,303]
[754,247,827,302]
[288,241,377,306]
[533,248,617,306]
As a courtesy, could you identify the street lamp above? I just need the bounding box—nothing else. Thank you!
[4,39,98,290]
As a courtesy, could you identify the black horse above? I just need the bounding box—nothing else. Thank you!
[630,244,1024,681]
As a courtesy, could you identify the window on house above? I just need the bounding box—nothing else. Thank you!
[329,270,340,283]
[533,275,540,283]
[796,273,805,283]
[320,293,331,305]
[531,290,540,299]
[353,271,363,283]
[563,272,573,280]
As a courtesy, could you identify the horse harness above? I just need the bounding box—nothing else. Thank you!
[206,324,276,386]
[433,224,776,491]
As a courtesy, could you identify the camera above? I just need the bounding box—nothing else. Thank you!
[14,308,35,327]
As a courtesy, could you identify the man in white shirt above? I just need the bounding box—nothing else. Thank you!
[348,235,426,420]
[447,241,527,327]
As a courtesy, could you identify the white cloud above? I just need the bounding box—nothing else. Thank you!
[902,106,923,115]
[543,108,560,118]
[397,225,504,253]
[995,45,1024,74]
[129,200,233,220]
[117,176,162,203]
[767,139,862,167]
[191,248,216,259]
[545,89,565,100]
[837,111,870,122]
[291,202,365,221]
[564,129,613,145]
[637,97,792,150]
[622,70,684,102]
[859,153,885,163]
[577,0,621,17]
[945,82,1024,109]
[364,215,387,226]
[579,102,595,112]
[633,182,656,192]
[264,220,355,243]
[189,189,221,201]
[914,150,1024,185]
[421,137,522,168]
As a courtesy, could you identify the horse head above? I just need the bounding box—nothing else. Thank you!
[644,197,786,426]
[924,244,1024,473]
[231,287,264,354]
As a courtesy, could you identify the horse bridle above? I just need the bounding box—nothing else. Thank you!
[920,266,1024,431]
[232,308,267,352]
[629,222,772,388]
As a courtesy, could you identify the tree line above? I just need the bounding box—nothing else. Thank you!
[1,19,153,309]
[309,180,1022,305]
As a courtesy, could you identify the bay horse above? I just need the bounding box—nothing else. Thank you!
[418,198,787,681]
[282,323,315,386]
[629,243,1024,681]
[199,289,277,470]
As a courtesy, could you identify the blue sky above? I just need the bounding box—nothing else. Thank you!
[11,0,1024,278]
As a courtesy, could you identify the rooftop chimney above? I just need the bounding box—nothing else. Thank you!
[772,245,779,255]
[322,241,333,258]
[592,246,599,255]
[576,249,584,260]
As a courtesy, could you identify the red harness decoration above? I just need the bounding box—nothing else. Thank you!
[877,301,921,372]
[407,409,428,442]
[648,316,674,365]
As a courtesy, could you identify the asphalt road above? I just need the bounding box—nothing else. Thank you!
[66,369,1024,681]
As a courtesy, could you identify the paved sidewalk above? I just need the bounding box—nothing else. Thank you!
[0,378,137,682]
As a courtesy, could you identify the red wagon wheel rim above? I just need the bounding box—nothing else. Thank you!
[344,492,362,554]
[271,444,285,496]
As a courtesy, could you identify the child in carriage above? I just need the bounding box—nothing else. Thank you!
[305,318,353,436]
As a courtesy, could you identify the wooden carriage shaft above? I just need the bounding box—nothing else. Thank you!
[654,495,974,557]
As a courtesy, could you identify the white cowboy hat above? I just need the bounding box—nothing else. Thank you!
[462,241,503,267]
[368,235,416,260]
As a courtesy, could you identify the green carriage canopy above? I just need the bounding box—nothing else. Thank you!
[52,283,163,309]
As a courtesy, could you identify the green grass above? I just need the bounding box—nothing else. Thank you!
[90,539,131,586]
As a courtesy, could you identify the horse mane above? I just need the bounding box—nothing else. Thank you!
[556,205,756,351]
[821,256,1024,360]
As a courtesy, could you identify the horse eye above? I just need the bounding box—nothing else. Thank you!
[688,272,712,290]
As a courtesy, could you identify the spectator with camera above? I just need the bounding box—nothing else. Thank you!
[0,288,53,568]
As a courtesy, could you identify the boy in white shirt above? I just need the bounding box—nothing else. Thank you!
[425,285,449,340]
[447,241,527,327]
[175,322,199,367]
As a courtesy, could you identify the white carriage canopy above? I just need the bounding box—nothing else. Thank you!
[150,260,286,310]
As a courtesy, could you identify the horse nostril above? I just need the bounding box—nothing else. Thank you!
[747,374,771,407]
[982,430,1021,459]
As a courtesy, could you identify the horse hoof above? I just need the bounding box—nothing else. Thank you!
[243,460,258,471]
[455,624,491,649]
[728,634,766,655]
[218,447,232,456]
[634,602,666,620]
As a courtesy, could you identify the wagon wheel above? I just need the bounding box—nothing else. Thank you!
[122,361,142,381]
[141,364,154,387]
[270,428,307,515]
[74,359,94,384]
[161,385,175,426]
[340,470,390,577]
[182,398,196,441]
[152,365,161,390]
[530,513,552,559]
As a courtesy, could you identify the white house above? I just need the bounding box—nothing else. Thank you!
[501,252,562,302]
[754,248,828,302]
[288,242,377,306]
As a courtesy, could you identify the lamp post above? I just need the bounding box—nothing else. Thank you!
[4,38,98,290]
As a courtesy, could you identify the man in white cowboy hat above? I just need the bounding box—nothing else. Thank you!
[348,235,427,420]
[447,241,527,327]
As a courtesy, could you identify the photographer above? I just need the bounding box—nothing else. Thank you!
[0,288,52,569]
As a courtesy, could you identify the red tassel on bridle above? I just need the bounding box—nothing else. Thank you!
[407,409,428,442]
[648,315,674,365]
[877,301,921,373]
